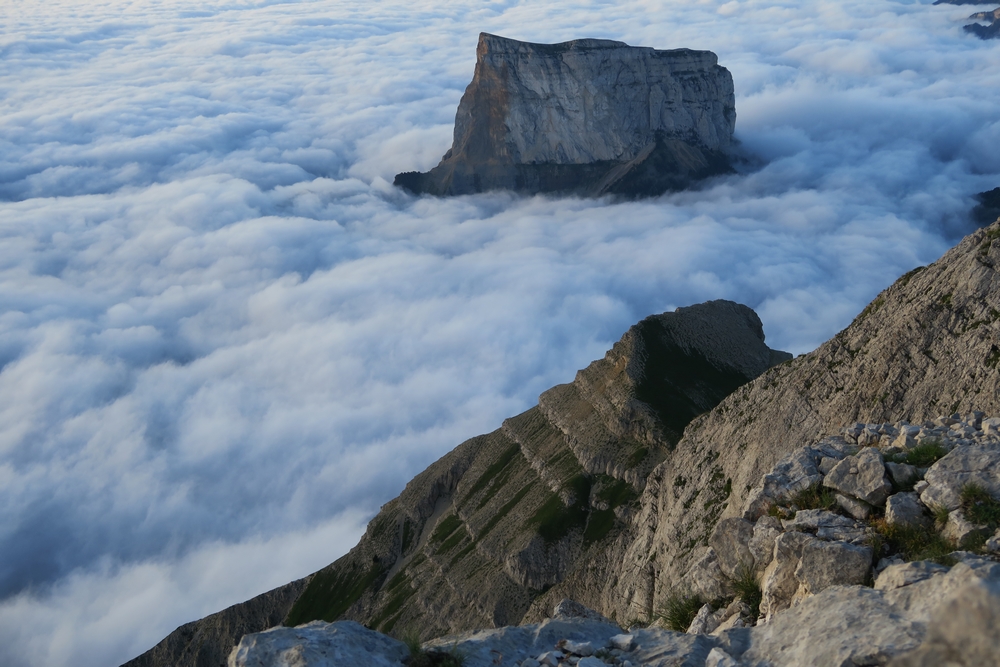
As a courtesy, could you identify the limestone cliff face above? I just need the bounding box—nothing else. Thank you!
[577,219,1000,622]
[394,33,736,197]
[123,301,786,666]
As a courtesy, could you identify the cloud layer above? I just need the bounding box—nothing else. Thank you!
[0,0,998,665]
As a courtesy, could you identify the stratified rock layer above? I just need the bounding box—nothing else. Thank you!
[124,301,787,667]
[394,33,736,197]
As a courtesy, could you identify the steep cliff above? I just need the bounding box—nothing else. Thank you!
[123,301,788,666]
[578,219,1000,622]
[394,33,736,197]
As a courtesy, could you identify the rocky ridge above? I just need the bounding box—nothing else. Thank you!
[394,33,736,197]
[124,301,790,667]
[125,219,1000,667]
[228,409,1000,666]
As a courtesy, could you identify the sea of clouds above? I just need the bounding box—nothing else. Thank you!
[0,0,998,664]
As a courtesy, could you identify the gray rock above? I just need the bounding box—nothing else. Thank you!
[760,532,816,621]
[710,518,756,578]
[686,604,719,635]
[537,651,563,667]
[835,493,872,521]
[396,33,736,197]
[986,528,1000,553]
[425,618,623,667]
[686,548,729,601]
[920,445,1000,510]
[942,509,981,543]
[521,660,540,667]
[886,492,930,527]
[886,461,920,487]
[228,621,408,667]
[741,586,925,666]
[553,599,614,624]
[781,509,868,543]
[705,647,738,667]
[747,515,783,575]
[823,447,893,506]
[609,634,635,651]
[874,561,949,591]
[888,575,1000,666]
[794,540,873,594]
[558,639,594,656]
[575,658,605,667]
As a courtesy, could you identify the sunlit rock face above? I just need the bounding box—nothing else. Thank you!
[395,33,736,197]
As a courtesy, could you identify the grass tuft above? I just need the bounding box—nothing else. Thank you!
[870,518,956,566]
[889,441,948,467]
[960,483,1000,527]
[730,563,762,623]
[401,629,465,667]
[659,593,705,632]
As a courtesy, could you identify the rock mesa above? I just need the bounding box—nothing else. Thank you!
[394,33,736,197]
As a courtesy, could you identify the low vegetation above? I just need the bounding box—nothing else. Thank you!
[402,630,465,667]
[887,441,948,467]
[869,518,956,566]
[731,563,762,623]
[768,482,838,518]
[660,592,705,632]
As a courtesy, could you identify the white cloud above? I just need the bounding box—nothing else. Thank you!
[0,0,998,665]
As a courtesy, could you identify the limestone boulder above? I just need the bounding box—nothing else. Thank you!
[885,492,930,527]
[759,531,815,620]
[822,447,893,506]
[920,445,1000,511]
[794,540,873,595]
[780,509,868,544]
[228,621,408,667]
[710,518,756,578]
[874,561,949,592]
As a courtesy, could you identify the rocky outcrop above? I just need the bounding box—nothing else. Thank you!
[394,33,736,197]
[563,220,1000,625]
[229,559,1000,667]
[123,301,787,666]
[124,577,311,667]
[973,187,1000,224]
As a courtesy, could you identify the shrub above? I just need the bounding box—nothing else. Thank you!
[789,483,838,512]
[659,593,705,632]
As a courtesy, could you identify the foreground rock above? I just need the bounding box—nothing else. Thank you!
[231,562,1000,667]
[394,33,736,197]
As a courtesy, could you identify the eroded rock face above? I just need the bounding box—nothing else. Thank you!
[395,33,736,197]
[124,300,787,667]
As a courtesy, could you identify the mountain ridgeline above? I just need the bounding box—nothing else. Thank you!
[125,300,791,666]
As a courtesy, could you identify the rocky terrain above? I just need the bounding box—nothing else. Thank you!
[228,408,1000,666]
[125,300,790,667]
[125,218,1000,666]
[964,7,1000,39]
[394,33,736,197]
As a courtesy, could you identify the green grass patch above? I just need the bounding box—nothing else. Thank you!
[476,483,533,541]
[596,476,638,508]
[448,542,477,568]
[659,593,705,632]
[401,519,416,555]
[871,519,956,566]
[284,561,385,626]
[370,581,416,631]
[435,525,468,556]
[889,441,949,467]
[463,442,520,509]
[960,483,1000,527]
[430,514,462,544]
[526,474,591,545]
[730,563,761,623]
[626,446,649,469]
[583,508,616,546]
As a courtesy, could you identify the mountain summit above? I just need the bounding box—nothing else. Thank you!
[395,33,736,197]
